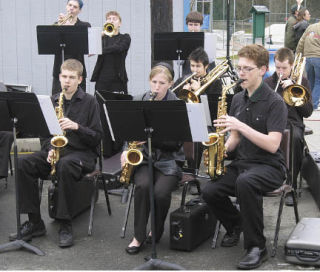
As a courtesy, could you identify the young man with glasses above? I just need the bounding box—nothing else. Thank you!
[202,44,288,270]
[264,47,312,206]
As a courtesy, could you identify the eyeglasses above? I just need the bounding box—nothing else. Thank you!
[236,66,258,73]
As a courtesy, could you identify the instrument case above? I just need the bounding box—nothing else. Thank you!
[170,179,217,251]
[285,217,320,266]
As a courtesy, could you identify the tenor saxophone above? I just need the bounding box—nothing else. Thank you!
[203,79,243,179]
[50,89,68,176]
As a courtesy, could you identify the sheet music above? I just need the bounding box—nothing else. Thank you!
[103,104,115,141]
[88,27,102,55]
[200,95,212,126]
[204,33,217,62]
[186,103,209,142]
[36,95,63,135]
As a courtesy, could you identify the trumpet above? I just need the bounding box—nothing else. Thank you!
[103,23,115,37]
[55,13,73,25]
[171,72,197,93]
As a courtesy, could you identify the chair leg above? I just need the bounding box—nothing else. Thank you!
[120,183,135,238]
[212,220,221,249]
[88,177,98,236]
[272,191,286,257]
[291,190,300,223]
[101,175,112,216]
[9,154,13,176]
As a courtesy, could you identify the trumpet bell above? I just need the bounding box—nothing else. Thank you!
[103,23,115,37]
[175,89,199,103]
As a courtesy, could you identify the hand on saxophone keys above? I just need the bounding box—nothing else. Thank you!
[213,114,241,134]
[47,149,55,164]
[58,118,79,131]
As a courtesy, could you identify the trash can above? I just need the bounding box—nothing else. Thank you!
[250,5,270,45]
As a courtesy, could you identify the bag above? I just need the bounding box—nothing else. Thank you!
[48,176,97,219]
[169,179,217,251]
[285,217,320,266]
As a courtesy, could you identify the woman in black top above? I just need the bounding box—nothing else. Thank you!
[293,8,311,45]
[123,63,184,255]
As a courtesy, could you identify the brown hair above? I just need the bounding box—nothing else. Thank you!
[149,65,173,83]
[296,7,308,22]
[106,11,121,22]
[238,44,269,68]
[60,59,83,77]
[274,47,295,65]
[186,11,203,25]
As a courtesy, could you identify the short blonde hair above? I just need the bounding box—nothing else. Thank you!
[106,11,121,22]
[149,65,173,83]
[60,59,83,77]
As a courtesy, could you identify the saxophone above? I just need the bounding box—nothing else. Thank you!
[203,79,243,179]
[119,91,157,183]
[50,89,68,176]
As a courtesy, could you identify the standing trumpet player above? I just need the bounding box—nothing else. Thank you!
[202,45,288,270]
[10,59,102,248]
[52,0,91,95]
[265,47,312,206]
[91,10,131,158]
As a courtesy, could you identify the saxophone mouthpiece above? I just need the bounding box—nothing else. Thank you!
[237,79,245,84]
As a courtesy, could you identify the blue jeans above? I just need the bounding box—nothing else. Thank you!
[306,57,320,109]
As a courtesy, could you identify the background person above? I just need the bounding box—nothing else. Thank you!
[0,132,13,180]
[52,0,91,95]
[293,8,311,45]
[264,47,313,206]
[123,63,184,255]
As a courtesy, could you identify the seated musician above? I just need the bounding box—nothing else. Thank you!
[122,62,185,254]
[0,132,14,180]
[9,59,102,248]
[264,47,313,206]
[202,44,288,270]
[175,47,222,96]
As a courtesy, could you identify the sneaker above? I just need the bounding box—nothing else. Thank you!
[221,226,242,247]
[58,222,73,248]
[9,220,46,242]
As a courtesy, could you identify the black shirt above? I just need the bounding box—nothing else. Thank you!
[91,33,131,85]
[264,72,313,129]
[52,18,91,78]
[229,81,288,169]
[42,88,102,158]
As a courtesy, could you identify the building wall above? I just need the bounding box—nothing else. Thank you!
[0,0,163,96]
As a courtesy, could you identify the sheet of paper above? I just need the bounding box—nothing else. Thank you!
[103,104,115,142]
[186,103,209,142]
[88,27,102,55]
[204,32,217,63]
[36,95,62,135]
[200,95,212,126]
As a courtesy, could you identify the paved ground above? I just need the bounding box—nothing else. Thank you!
[0,110,319,270]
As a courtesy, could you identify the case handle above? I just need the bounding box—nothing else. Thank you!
[180,179,201,208]
[295,251,320,262]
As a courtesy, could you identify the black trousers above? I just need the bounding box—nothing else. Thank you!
[52,76,86,95]
[0,132,13,178]
[133,165,179,243]
[17,150,95,220]
[202,161,285,250]
[94,81,127,94]
[292,126,304,189]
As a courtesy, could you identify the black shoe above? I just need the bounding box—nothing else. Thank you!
[58,222,73,248]
[9,220,46,242]
[285,194,295,206]
[237,247,268,270]
[125,240,144,255]
[221,226,242,247]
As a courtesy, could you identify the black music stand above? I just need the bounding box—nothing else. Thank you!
[105,100,207,270]
[154,32,204,77]
[36,25,88,63]
[0,92,51,256]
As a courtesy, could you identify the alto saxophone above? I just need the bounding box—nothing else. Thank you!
[203,79,243,179]
[50,88,68,176]
[119,91,157,184]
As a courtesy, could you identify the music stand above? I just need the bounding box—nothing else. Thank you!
[154,32,204,77]
[36,25,88,64]
[206,93,234,122]
[0,92,51,256]
[105,100,208,270]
